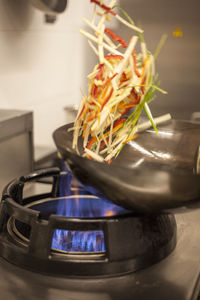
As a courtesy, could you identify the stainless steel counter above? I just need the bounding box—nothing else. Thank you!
[0,109,33,194]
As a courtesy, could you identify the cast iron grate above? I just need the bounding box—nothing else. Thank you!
[0,167,177,277]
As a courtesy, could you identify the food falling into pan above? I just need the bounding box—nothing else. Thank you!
[71,0,171,163]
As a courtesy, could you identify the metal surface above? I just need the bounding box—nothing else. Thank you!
[31,0,67,13]
[0,109,33,142]
[0,209,200,300]
[0,109,33,194]
[53,120,200,214]
[0,134,33,195]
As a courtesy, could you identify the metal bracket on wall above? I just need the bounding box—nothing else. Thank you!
[30,0,67,14]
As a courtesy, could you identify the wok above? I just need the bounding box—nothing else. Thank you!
[53,120,200,214]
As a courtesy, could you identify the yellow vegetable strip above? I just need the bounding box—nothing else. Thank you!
[122,133,138,144]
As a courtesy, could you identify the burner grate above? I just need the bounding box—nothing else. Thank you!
[0,167,177,277]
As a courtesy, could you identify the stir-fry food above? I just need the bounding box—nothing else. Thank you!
[72,0,170,163]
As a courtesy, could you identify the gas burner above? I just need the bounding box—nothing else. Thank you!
[0,168,176,277]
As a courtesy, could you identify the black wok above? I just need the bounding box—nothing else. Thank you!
[53,120,200,214]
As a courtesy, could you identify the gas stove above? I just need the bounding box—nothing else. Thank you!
[0,167,200,300]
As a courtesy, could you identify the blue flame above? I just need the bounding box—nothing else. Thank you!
[51,166,130,253]
[52,230,105,252]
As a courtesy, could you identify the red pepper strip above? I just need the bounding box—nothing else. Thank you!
[90,0,116,15]
[92,84,98,98]
[102,73,118,88]
[120,72,129,84]
[96,64,104,80]
[87,136,97,150]
[100,136,109,149]
[105,28,127,48]
[91,65,105,98]
[104,54,124,60]
[130,87,141,104]
[77,104,85,120]
[141,76,146,94]
[113,117,126,127]
[101,87,114,111]
[132,50,141,78]
[121,72,127,81]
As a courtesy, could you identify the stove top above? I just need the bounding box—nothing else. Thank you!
[0,185,200,299]
[0,173,200,299]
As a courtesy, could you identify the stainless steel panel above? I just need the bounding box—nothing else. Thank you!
[0,133,33,192]
[0,110,33,194]
[0,110,33,142]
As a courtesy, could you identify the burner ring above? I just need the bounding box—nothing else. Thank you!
[7,215,106,258]
[0,167,177,277]
[8,195,124,255]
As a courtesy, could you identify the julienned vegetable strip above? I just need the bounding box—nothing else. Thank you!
[71,0,169,163]
[104,28,127,48]
[90,0,116,15]
[79,29,123,56]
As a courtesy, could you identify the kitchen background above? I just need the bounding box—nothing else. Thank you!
[0,0,200,151]
[0,0,92,150]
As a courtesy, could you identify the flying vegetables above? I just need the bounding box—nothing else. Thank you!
[71,0,170,163]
